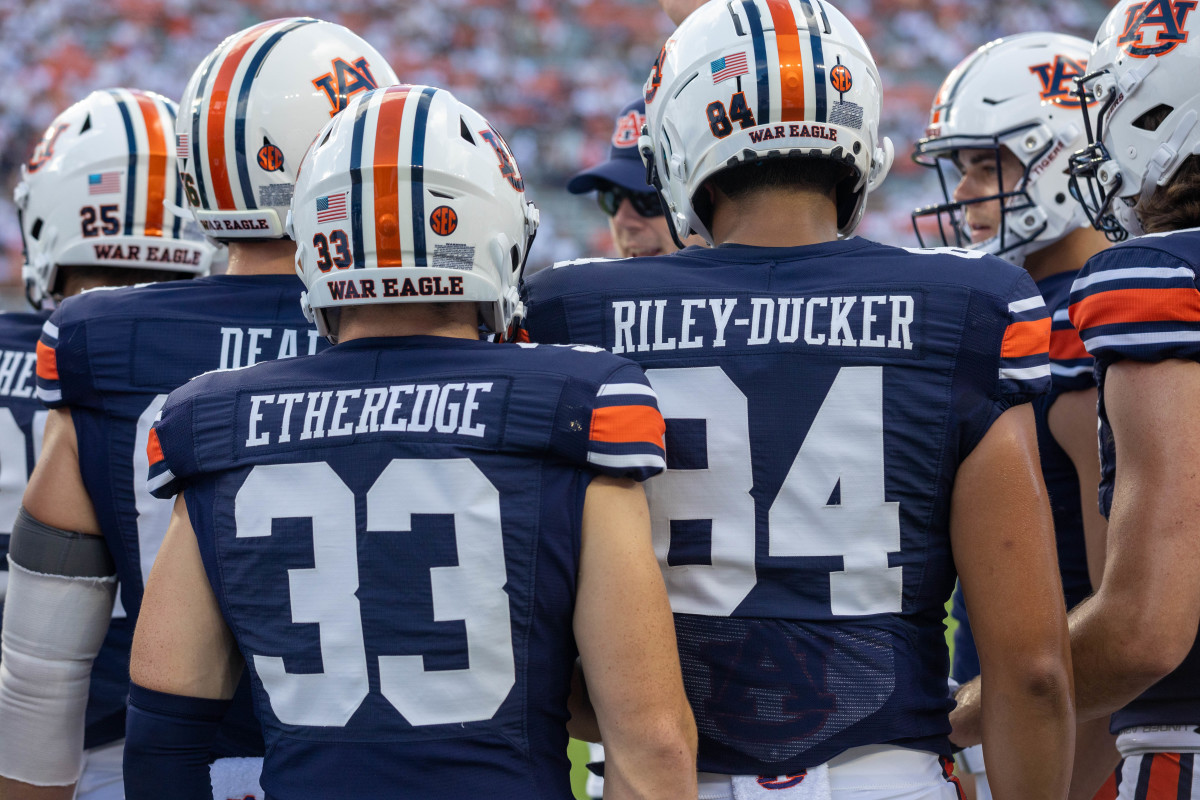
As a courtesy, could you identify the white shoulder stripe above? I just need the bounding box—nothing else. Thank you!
[1052,308,1072,322]
[1071,265,1195,292]
[586,452,666,470]
[35,387,61,403]
[146,468,176,494]
[1050,364,1092,377]
[1008,296,1046,314]
[1082,330,1200,349]
[41,320,58,340]
[999,364,1051,381]
[597,383,658,399]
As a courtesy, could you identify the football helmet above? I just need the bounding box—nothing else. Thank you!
[911,33,1095,263]
[15,89,215,309]
[289,86,540,341]
[178,18,398,240]
[1068,0,1200,240]
[639,0,893,243]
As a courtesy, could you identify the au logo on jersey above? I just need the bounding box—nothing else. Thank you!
[1118,0,1197,57]
[27,123,68,173]
[313,57,380,117]
[1029,55,1093,108]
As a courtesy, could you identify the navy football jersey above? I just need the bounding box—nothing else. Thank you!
[0,309,134,748]
[523,238,1052,773]
[146,337,666,799]
[950,269,1095,683]
[1070,229,1200,731]
[36,274,323,752]
[0,311,48,592]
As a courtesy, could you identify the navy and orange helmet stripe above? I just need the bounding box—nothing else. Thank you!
[371,87,412,267]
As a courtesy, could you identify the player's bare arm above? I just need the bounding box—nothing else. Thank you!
[0,409,110,800]
[22,408,101,535]
[573,475,697,800]
[129,494,242,700]
[951,403,1074,799]
[1067,359,1200,720]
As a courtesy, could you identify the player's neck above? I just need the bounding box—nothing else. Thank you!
[709,185,839,247]
[336,302,481,343]
[1023,226,1109,283]
[224,239,298,276]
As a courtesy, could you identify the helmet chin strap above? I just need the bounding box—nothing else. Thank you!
[640,131,689,251]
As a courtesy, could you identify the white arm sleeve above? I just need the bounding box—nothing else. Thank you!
[0,559,116,785]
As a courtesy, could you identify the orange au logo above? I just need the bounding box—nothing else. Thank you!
[612,110,645,149]
[430,205,458,236]
[27,123,68,173]
[1029,55,1093,108]
[256,142,285,172]
[1118,0,1197,57]
[313,57,380,117]
[830,64,853,94]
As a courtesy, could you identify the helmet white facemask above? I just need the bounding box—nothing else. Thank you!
[15,89,215,309]
[639,0,893,244]
[1068,0,1200,240]
[178,17,399,241]
[912,32,1095,265]
[289,85,539,342]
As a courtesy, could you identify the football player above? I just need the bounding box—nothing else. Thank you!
[0,88,215,800]
[912,32,1117,799]
[121,84,697,799]
[523,1,1074,797]
[0,19,398,800]
[568,97,688,260]
[957,2,1200,797]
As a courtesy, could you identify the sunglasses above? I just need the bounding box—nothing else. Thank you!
[597,186,664,218]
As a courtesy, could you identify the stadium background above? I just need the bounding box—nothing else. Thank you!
[0,0,1113,793]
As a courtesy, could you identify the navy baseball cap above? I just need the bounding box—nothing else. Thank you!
[567,98,653,194]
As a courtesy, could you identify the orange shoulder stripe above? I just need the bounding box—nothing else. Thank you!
[1070,286,1200,330]
[1000,317,1050,359]
[589,404,665,448]
[35,340,58,381]
[146,427,165,468]
[1049,326,1089,362]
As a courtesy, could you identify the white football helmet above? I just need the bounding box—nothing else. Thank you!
[178,18,398,240]
[15,89,215,309]
[640,0,894,243]
[289,86,540,342]
[1069,0,1200,239]
[911,33,1095,264]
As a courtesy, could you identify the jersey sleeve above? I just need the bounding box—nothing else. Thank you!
[1068,246,1200,366]
[1049,299,1095,395]
[583,361,666,482]
[146,389,197,499]
[34,311,94,410]
[995,272,1053,405]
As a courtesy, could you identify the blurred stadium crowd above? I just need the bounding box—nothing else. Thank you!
[0,0,1112,296]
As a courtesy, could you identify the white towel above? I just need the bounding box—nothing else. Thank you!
[209,757,264,800]
[731,765,831,800]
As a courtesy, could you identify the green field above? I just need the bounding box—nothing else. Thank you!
[565,597,961,798]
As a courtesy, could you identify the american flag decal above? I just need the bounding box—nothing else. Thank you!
[316,193,347,224]
[176,133,189,158]
[87,172,121,195]
[711,52,749,84]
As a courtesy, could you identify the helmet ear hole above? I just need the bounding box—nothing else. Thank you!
[1133,104,1174,132]
[29,219,43,240]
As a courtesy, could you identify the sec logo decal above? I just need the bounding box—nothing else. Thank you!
[257,143,284,172]
[430,205,458,236]
[830,64,853,94]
